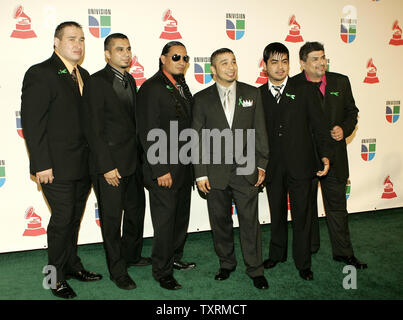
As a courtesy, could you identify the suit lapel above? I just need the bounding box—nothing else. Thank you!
[323,72,338,121]
[51,53,81,99]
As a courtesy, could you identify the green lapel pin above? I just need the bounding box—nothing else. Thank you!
[238,97,243,106]
[58,68,67,75]
[285,93,295,100]
[330,91,340,96]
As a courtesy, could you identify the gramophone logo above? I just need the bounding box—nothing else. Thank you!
[285,15,303,43]
[256,58,268,85]
[381,176,397,199]
[346,179,351,200]
[23,206,46,237]
[389,20,403,46]
[226,13,245,40]
[95,203,101,227]
[363,58,379,84]
[0,160,5,188]
[340,5,357,44]
[88,9,111,38]
[386,100,400,124]
[194,57,212,84]
[10,5,37,39]
[129,55,147,88]
[361,138,376,161]
[160,9,181,40]
[16,111,24,138]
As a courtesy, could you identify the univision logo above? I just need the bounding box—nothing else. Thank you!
[361,138,376,161]
[95,203,100,227]
[340,5,357,44]
[386,100,400,124]
[0,160,5,188]
[88,9,111,38]
[226,13,245,40]
[194,57,212,84]
[16,111,24,138]
[346,179,351,200]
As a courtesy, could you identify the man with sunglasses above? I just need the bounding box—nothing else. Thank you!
[192,48,269,289]
[137,41,195,290]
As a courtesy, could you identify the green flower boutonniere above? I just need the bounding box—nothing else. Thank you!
[285,93,296,100]
[58,68,67,75]
[330,91,340,97]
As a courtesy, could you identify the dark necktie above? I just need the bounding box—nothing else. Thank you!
[122,73,129,89]
[71,68,80,94]
[273,85,283,103]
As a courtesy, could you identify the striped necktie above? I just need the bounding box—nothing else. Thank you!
[273,85,283,103]
[176,83,186,99]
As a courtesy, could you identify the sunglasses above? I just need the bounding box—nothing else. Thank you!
[166,54,190,63]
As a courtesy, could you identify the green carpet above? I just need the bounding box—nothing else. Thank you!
[0,207,402,300]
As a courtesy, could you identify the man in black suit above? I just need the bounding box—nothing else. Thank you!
[21,21,102,299]
[193,48,269,289]
[259,42,332,280]
[137,41,195,290]
[81,33,150,290]
[294,41,367,269]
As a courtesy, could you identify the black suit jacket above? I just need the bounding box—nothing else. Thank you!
[137,70,193,189]
[259,77,332,181]
[81,65,138,177]
[293,71,359,180]
[21,53,90,180]
[192,81,269,190]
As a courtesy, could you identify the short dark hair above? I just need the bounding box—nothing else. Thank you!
[263,42,289,64]
[54,21,82,40]
[210,48,234,67]
[299,42,325,61]
[159,41,186,69]
[104,33,129,51]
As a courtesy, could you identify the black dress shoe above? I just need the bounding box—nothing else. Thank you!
[333,255,368,269]
[127,257,152,267]
[66,269,103,282]
[252,276,269,289]
[112,274,137,290]
[263,259,279,269]
[214,268,235,281]
[173,260,196,270]
[51,281,76,299]
[299,268,314,280]
[159,275,182,290]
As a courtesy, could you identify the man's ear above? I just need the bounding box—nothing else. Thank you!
[105,50,111,61]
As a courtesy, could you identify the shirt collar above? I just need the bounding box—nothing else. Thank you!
[216,81,236,96]
[267,76,288,90]
[108,63,126,80]
[304,71,326,84]
[162,68,177,86]
[54,51,78,74]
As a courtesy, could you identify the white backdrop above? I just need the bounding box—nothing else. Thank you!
[0,0,402,253]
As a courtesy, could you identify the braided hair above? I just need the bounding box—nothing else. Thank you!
[159,41,193,118]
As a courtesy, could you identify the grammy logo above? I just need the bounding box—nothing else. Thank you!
[10,5,37,39]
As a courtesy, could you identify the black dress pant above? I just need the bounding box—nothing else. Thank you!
[148,183,191,280]
[206,171,264,278]
[311,176,354,257]
[41,177,91,282]
[266,165,313,270]
[92,168,146,280]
